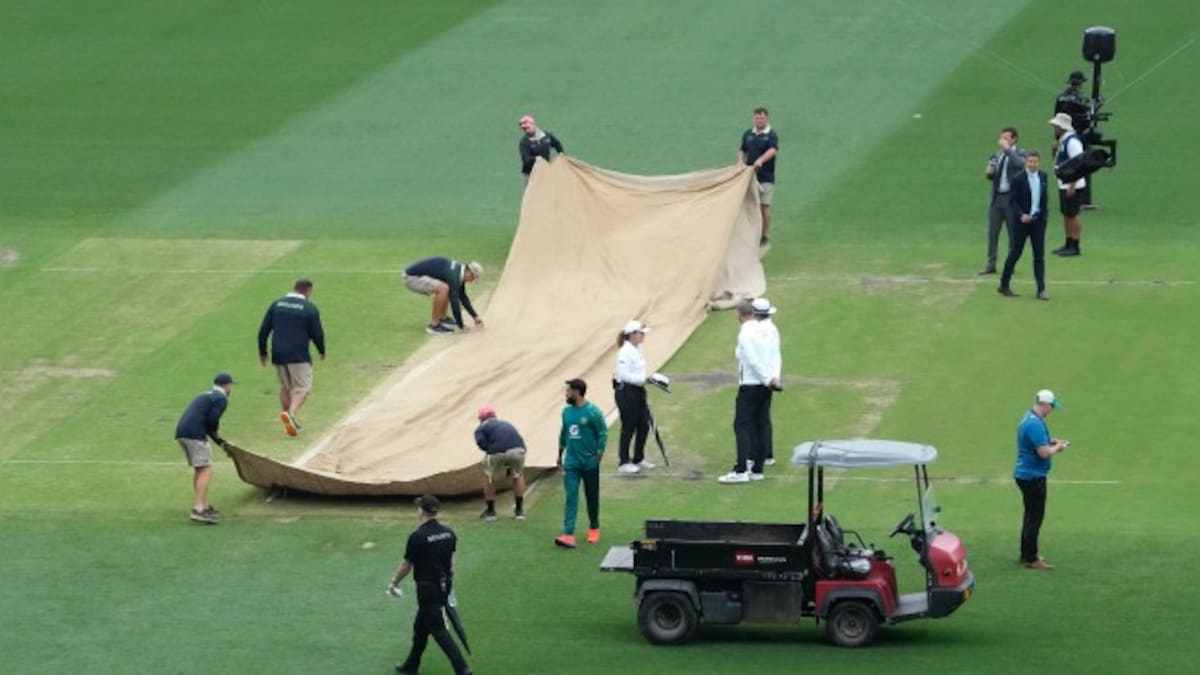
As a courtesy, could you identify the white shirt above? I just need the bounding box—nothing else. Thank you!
[614,341,647,386]
[1057,134,1086,190]
[1027,171,1042,218]
[736,319,780,385]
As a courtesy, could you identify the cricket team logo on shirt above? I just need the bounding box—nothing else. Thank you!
[569,424,581,439]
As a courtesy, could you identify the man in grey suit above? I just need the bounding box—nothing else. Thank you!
[980,126,1026,275]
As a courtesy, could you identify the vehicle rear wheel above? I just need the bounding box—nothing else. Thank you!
[826,599,879,648]
[637,592,699,645]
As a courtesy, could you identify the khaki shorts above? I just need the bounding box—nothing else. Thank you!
[177,438,212,468]
[759,182,775,207]
[275,362,313,394]
[482,447,526,483]
[403,274,443,296]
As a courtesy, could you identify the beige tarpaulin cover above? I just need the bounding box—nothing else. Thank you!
[227,156,764,496]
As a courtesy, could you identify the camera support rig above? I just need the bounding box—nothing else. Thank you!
[1071,27,1118,179]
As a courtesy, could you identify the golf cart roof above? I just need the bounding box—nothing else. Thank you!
[791,439,938,468]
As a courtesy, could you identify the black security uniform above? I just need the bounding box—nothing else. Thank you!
[398,519,469,675]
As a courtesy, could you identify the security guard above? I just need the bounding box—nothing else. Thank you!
[1053,70,1094,207]
[388,495,472,675]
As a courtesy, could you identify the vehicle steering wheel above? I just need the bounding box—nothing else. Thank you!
[889,513,915,538]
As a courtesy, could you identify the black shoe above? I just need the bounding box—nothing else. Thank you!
[514,507,526,520]
[977,266,996,275]
[998,287,1017,297]
[1058,247,1080,257]
[1036,291,1049,301]
[480,509,497,522]
[1051,244,1069,254]
[425,323,455,336]
[190,508,219,524]
[395,664,418,675]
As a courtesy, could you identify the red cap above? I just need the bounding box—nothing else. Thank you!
[477,405,496,420]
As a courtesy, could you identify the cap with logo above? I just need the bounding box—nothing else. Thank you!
[751,297,778,316]
[623,320,650,335]
[1035,389,1061,409]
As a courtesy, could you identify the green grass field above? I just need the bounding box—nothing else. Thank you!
[2,1,1198,673]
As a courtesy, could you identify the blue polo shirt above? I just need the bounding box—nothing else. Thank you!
[1013,409,1052,479]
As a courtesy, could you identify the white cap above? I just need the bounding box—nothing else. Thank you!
[466,261,483,278]
[1035,389,1061,408]
[751,297,777,316]
[623,320,650,335]
[1048,113,1074,131]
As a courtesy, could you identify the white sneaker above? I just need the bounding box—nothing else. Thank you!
[764,458,777,467]
[718,471,749,484]
[618,463,641,474]
[638,460,656,470]
[747,460,755,472]
[749,473,765,481]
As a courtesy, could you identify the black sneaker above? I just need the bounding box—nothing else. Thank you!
[514,507,526,520]
[190,508,219,524]
[425,324,455,336]
[1058,248,1080,257]
[395,664,418,675]
[438,319,457,330]
[480,509,497,522]
[998,287,1017,297]
[977,266,997,275]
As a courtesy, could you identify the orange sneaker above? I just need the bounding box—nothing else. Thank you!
[280,411,298,437]
[554,534,577,549]
[587,528,600,544]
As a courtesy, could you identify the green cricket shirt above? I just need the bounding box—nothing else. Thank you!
[559,401,607,470]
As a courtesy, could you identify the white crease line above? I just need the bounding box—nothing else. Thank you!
[41,267,403,275]
[1,459,179,466]
[774,273,1195,287]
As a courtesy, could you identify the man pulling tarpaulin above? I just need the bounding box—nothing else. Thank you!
[227,156,766,496]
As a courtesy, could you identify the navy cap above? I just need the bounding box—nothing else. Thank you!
[214,373,235,385]
[1068,70,1087,83]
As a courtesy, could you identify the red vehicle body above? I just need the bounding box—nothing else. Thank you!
[600,439,974,647]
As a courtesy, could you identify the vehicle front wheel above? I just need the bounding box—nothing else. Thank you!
[637,592,699,645]
[826,599,879,648]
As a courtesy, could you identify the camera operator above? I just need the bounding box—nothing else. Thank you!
[1053,71,1095,209]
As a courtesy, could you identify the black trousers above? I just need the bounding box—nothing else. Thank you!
[1000,216,1047,293]
[1015,477,1047,563]
[733,385,773,473]
[401,584,469,675]
[615,385,649,465]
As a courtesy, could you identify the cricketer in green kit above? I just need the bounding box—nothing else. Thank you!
[555,378,608,549]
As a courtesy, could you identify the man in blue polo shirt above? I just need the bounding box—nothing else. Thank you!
[1013,389,1071,570]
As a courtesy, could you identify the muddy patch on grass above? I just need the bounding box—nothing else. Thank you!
[0,247,19,268]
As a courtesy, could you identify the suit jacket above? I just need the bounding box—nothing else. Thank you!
[1009,170,1049,224]
[986,146,1026,199]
